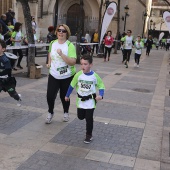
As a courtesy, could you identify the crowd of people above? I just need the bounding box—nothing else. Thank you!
[1,8,170,144]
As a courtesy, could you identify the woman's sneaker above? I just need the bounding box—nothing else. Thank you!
[63,113,70,122]
[84,135,93,144]
[46,113,53,124]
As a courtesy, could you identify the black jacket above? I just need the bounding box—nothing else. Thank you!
[0,53,12,77]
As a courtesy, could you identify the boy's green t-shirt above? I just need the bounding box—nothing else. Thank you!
[70,70,105,109]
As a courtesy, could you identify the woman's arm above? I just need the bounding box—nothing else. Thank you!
[46,52,51,68]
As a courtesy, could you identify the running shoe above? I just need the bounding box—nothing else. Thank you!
[63,113,70,122]
[46,113,54,124]
[84,135,93,144]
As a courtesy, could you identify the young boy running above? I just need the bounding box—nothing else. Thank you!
[65,54,105,144]
[134,36,144,68]
[0,39,21,106]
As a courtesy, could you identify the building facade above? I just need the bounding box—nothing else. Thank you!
[0,0,13,16]
[150,0,170,38]
[8,0,152,39]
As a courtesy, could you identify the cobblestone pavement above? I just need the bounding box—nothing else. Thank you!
[0,49,170,170]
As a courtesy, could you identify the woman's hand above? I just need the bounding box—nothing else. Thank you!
[46,64,50,69]
[57,49,62,56]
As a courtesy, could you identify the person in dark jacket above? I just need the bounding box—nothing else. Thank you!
[46,26,57,64]
[0,14,9,37]
[0,39,21,106]
[146,35,153,56]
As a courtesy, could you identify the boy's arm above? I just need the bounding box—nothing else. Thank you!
[65,72,80,101]
[95,73,105,101]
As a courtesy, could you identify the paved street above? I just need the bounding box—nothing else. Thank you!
[0,48,170,170]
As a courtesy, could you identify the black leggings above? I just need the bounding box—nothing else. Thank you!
[104,46,112,59]
[13,49,23,67]
[47,74,74,114]
[146,46,151,55]
[134,53,141,65]
[124,49,132,62]
[77,108,94,136]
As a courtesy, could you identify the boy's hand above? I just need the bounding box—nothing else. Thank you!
[95,95,103,101]
[65,97,70,102]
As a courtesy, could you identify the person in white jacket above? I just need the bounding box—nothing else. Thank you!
[134,35,144,68]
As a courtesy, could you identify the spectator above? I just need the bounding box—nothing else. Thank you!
[46,26,57,64]
[0,24,4,40]
[10,22,24,70]
[6,8,14,25]
[31,16,37,31]
[0,14,9,36]
[91,29,99,55]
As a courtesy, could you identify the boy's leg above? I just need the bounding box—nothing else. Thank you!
[85,108,94,136]
[84,109,94,144]
[77,108,86,120]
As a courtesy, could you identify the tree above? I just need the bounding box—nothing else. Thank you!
[114,0,120,54]
[16,0,35,76]
[98,0,103,35]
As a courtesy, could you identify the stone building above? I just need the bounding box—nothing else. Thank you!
[8,0,152,39]
[0,0,13,16]
[150,0,170,38]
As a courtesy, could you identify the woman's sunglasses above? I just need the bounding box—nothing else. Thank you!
[57,29,67,33]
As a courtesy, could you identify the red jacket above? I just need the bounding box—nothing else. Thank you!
[104,36,114,45]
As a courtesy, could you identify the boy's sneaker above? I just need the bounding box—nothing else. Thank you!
[17,94,22,107]
[46,113,53,124]
[84,135,93,144]
[63,113,69,122]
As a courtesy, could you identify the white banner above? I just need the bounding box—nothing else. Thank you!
[163,11,170,33]
[158,32,164,41]
[99,2,117,45]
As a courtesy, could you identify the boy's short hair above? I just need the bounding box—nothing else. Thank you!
[0,39,6,49]
[81,54,93,64]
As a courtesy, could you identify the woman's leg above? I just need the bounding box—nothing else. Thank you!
[107,47,112,61]
[104,47,108,61]
[60,75,74,113]
[47,74,60,114]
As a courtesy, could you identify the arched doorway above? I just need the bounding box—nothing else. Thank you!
[66,4,85,36]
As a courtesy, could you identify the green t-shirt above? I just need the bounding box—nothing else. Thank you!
[49,39,77,79]
[70,70,105,109]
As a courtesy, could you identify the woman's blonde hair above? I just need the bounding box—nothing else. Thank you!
[56,24,71,39]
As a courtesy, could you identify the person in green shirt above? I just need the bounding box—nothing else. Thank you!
[65,54,105,144]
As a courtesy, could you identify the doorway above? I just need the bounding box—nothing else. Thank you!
[66,4,85,36]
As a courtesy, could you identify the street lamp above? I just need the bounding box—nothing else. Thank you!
[123,5,129,32]
[150,19,153,30]
[142,12,147,38]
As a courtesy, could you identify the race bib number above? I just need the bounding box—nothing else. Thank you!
[57,65,69,75]
[79,80,93,92]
